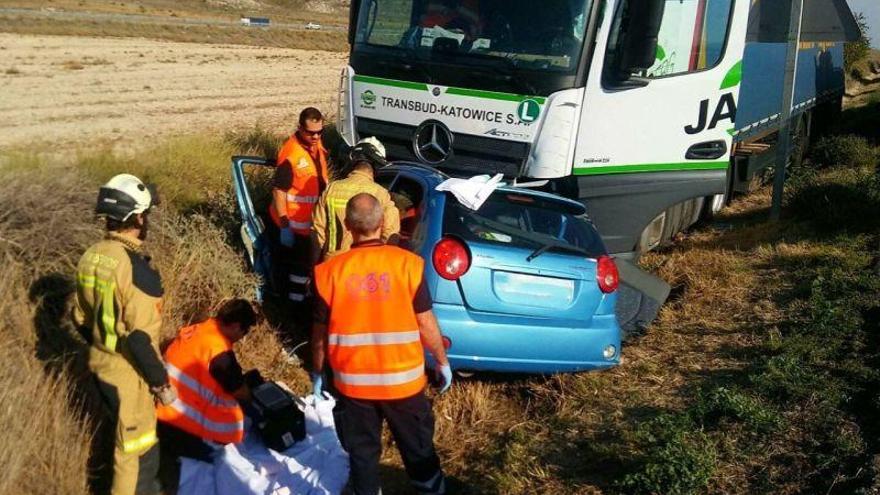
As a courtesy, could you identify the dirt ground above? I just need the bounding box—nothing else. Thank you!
[0,33,347,150]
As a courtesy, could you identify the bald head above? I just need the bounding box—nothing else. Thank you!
[345,193,383,240]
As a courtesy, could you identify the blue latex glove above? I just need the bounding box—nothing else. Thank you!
[279,227,295,248]
[435,363,453,394]
[310,372,325,400]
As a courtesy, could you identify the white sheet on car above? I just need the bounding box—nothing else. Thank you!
[178,394,349,495]
[435,173,504,211]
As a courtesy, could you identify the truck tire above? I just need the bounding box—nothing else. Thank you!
[788,112,811,171]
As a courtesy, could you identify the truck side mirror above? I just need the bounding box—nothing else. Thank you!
[607,0,665,88]
[348,0,361,45]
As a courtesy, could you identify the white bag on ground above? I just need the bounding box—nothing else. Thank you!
[178,394,349,495]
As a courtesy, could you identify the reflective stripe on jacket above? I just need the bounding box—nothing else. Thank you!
[312,169,400,260]
[314,244,427,400]
[156,318,245,444]
[270,135,329,235]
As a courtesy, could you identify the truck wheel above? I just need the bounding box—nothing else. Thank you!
[788,113,810,171]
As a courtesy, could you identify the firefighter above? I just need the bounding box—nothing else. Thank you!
[269,107,330,304]
[156,299,263,484]
[310,136,400,265]
[73,174,176,495]
[311,193,452,495]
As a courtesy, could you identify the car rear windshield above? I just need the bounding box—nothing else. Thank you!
[442,191,607,257]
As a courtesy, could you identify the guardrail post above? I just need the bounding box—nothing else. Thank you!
[770,0,804,221]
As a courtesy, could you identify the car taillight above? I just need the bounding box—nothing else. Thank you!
[597,255,619,293]
[433,237,471,280]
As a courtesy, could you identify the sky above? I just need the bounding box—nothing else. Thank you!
[847,0,880,47]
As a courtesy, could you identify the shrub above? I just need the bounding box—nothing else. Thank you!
[786,165,880,234]
[844,12,871,73]
[620,414,717,495]
[809,134,877,169]
[692,387,781,433]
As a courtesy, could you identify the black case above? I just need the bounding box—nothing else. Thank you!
[251,382,306,452]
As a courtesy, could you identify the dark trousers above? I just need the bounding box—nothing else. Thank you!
[266,222,313,318]
[336,392,445,495]
[157,421,215,490]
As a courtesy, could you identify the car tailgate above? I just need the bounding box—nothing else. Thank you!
[457,240,604,320]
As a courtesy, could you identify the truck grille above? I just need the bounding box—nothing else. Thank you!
[356,118,530,177]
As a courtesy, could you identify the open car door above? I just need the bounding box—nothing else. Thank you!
[232,155,274,301]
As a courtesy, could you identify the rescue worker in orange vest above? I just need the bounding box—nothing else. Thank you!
[73,174,176,495]
[269,107,330,304]
[310,136,400,265]
[156,299,262,477]
[311,193,452,495]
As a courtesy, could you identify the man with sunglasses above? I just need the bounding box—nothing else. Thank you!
[269,107,330,305]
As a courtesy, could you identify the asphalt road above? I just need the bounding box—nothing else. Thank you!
[0,7,346,32]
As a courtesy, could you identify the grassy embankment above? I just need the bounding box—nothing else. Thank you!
[0,105,878,493]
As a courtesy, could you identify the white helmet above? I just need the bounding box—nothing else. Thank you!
[95,173,157,222]
[357,136,386,159]
[349,136,388,169]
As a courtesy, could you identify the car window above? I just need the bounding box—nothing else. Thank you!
[389,175,427,249]
[375,171,397,189]
[443,191,606,257]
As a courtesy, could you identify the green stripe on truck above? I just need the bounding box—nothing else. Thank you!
[351,74,544,103]
[445,87,546,103]
[352,75,429,91]
[574,162,728,176]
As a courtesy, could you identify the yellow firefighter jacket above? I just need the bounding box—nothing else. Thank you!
[73,232,165,455]
[311,169,400,261]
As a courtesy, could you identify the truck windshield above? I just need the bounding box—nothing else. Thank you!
[352,0,593,95]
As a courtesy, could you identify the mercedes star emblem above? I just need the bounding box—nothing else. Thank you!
[413,120,453,165]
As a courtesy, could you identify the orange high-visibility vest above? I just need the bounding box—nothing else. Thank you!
[156,318,244,444]
[314,244,427,400]
[270,135,329,236]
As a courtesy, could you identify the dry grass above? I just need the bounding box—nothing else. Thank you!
[0,144,308,493]
[1,126,877,494]
[0,15,349,52]
[0,165,105,494]
[5,66,21,74]
[62,59,85,70]
[75,135,236,211]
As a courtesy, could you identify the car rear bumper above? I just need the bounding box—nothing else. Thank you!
[433,302,621,373]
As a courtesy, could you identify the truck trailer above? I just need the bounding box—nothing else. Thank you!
[335,0,861,256]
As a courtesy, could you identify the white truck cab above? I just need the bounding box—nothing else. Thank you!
[337,0,859,256]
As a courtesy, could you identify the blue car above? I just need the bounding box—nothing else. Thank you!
[232,157,621,373]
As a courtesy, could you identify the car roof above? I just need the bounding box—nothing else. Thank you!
[384,161,587,215]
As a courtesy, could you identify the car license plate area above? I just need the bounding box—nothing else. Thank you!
[492,271,575,309]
